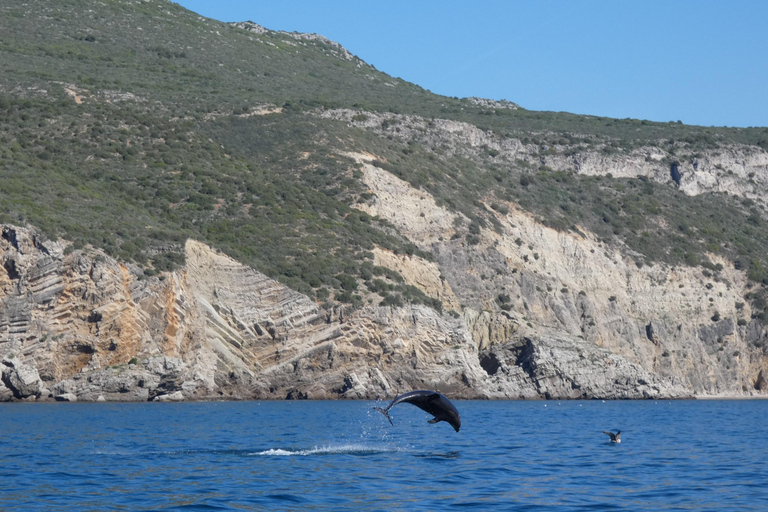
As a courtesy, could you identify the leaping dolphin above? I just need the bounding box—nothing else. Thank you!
[603,430,621,443]
[373,390,461,432]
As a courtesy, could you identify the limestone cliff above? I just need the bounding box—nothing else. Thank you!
[324,109,768,206]
[3,0,767,403]
[2,218,765,402]
[341,141,768,397]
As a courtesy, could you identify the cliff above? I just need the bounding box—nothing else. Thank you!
[2,0,768,402]
[2,217,765,402]
[325,109,768,206]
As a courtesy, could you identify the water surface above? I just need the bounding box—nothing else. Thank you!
[1,400,766,510]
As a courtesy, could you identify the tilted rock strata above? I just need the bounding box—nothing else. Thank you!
[344,146,768,396]
[1,224,705,402]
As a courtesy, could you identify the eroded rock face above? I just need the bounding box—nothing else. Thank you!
[336,141,768,397]
[478,335,689,400]
[2,357,42,399]
[0,222,765,402]
[324,109,768,207]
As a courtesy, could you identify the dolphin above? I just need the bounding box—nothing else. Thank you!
[603,430,621,443]
[373,390,461,432]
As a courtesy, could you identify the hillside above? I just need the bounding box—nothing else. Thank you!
[2,0,768,401]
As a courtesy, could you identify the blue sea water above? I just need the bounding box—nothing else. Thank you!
[1,400,767,511]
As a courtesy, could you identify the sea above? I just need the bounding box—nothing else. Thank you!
[1,399,766,511]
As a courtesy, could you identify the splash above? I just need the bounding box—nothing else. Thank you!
[252,444,403,457]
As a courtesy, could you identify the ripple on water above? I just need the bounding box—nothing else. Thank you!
[1,400,767,511]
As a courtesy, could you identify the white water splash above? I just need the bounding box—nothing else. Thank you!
[252,444,403,457]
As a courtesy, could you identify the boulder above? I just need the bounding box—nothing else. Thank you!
[1,358,42,400]
[152,391,185,402]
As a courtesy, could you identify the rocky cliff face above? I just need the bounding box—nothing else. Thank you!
[2,214,765,402]
[3,2,766,403]
[324,109,768,206]
[341,147,768,396]
[3,111,768,404]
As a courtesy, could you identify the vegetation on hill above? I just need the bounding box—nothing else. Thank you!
[1,0,768,317]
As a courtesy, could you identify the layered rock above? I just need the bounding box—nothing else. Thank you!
[341,146,768,397]
[479,334,688,399]
[1,220,765,402]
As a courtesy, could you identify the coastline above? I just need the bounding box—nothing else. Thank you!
[4,392,768,403]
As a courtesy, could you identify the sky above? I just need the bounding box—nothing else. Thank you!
[174,0,768,128]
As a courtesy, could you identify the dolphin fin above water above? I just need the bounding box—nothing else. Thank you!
[374,390,461,432]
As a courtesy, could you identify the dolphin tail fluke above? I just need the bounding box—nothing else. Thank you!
[373,406,394,426]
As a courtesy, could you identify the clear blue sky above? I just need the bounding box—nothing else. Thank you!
[175,0,767,128]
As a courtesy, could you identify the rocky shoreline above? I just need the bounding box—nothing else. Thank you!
[3,223,766,403]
